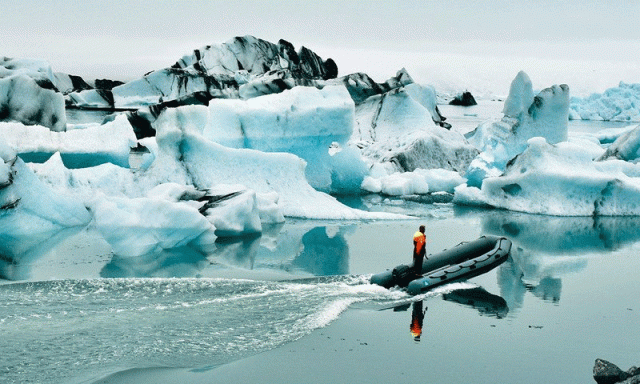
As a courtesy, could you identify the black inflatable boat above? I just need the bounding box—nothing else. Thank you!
[370,235,512,295]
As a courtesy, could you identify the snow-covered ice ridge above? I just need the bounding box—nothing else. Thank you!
[4,37,640,269]
[570,82,640,122]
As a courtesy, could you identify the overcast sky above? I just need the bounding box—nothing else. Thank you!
[3,0,639,95]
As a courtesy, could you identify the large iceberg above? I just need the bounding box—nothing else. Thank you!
[353,83,477,175]
[66,36,338,110]
[464,71,570,187]
[203,85,362,192]
[570,82,640,122]
[148,106,403,220]
[454,137,640,216]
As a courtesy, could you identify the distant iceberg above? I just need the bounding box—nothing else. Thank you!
[570,82,640,122]
[464,71,570,187]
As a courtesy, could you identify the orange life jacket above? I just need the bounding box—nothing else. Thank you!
[413,231,426,256]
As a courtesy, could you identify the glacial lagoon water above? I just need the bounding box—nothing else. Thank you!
[2,205,640,383]
[1,106,639,383]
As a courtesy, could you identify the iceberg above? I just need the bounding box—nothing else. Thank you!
[204,85,359,192]
[464,71,570,187]
[88,192,215,258]
[0,74,67,132]
[66,36,337,110]
[454,137,640,216]
[197,184,264,237]
[570,82,640,122]
[144,85,369,194]
[148,105,404,220]
[353,84,477,174]
[0,114,136,168]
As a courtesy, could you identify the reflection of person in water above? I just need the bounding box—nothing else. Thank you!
[410,300,427,341]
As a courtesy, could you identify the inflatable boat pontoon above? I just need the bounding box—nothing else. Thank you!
[371,235,512,295]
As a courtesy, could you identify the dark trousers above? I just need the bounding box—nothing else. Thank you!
[413,255,423,276]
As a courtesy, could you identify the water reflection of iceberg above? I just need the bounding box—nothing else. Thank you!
[101,224,351,279]
[0,217,84,280]
[442,287,509,318]
[479,210,640,253]
[498,260,562,312]
[100,246,211,278]
[291,226,349,276]
[462,209,640,311]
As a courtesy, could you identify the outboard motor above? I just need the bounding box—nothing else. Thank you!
[392,265,417,287]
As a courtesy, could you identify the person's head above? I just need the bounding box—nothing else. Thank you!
[419,225,425,233]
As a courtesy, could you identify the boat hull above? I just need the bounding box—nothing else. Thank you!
[370,235,512,295]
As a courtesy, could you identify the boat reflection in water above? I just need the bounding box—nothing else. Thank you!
[391,286,508,342]
[442,287,509,318]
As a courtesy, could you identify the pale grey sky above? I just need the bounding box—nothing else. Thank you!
[2,0,639,95]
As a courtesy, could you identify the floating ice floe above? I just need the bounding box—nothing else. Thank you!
[454,137,640,216]
[0,114,136,168]
[570,82,640,122]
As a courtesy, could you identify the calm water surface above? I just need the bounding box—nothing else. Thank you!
[2,204,639,383]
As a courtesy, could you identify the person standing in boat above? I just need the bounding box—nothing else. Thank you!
[413,225,426,276]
